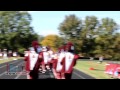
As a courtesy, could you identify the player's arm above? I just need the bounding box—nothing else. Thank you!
[24,52,29,61]
[73,54,79,66]
[61,57,65,65]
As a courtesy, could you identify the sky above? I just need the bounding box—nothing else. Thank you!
[28,11,120,36]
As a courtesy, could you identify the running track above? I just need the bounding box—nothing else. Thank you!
[0,59,95,79]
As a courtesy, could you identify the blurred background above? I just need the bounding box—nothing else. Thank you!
[0,11,120,61]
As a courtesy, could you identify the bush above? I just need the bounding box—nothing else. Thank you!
[112,53,120,61]
[18,48,26,54]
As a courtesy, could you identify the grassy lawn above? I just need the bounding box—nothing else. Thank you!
[0,57,23,64]
[74,60,114,79]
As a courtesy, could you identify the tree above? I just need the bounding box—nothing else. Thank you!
[58,14,82,38]
[79,16,98,56]
[0,11,38,54]
[110,33,120,60]
[41,34,64,51]
[58,14,83,53]
[93,18,119,59]
[58,14,120,60]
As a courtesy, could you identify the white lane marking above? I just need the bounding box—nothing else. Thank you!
[14,69,26,79]
[73,72,86,79]
[14,72,23,79]
[0,60,21,68]
[0,62,24,77]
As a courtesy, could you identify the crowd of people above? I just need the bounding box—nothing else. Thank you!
[24,41,79,79]
[0,49,18,60]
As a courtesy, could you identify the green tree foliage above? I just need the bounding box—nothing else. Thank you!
[58,15,83,53]
[0,11,38,54]
[58,14,120,60]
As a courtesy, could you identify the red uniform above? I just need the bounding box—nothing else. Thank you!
[53,46,66,79]
[60,52,79,79]
[61,42,79,79]
[38,47,51,73]
[40,52,49,65]
[24,48,39,79]
[51,53,59,78]
[47,49,54,66]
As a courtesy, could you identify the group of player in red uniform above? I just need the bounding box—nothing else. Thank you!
[24,41,79,79]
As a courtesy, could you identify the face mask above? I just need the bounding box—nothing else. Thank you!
[37,47,42,53]
[71,46,74,50]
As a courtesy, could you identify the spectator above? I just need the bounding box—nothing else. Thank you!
[99,55,104,64]
[90,57,94,61]
[3,51,8,60]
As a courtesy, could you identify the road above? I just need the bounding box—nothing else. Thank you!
[0,59,95,79]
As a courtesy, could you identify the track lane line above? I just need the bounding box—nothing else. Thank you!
[73,72,86,79]
[14,72,23,79]
[0,61,24,77]
[0,60,22,68]
[14,66,26,79]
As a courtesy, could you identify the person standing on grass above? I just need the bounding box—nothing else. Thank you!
[99,55,104,64]
[90,57,94,61]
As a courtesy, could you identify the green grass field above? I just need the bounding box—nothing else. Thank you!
[0,57,23,64]
[74,60,114,79]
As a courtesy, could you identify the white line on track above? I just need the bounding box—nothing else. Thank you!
[0,60,21,69]
[0,62,24,77]
[73,72,86,79]
[14,68,26,79]
[14,72,23,79]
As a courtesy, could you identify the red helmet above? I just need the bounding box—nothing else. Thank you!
[64,45,70,51]
[65,45,74,51]
[58,47,62,53]
[65,42,74,51]
[58,46,65,53]
[32,41,39,48]
[66,42,73,45]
